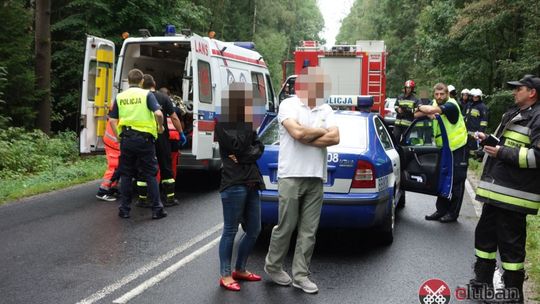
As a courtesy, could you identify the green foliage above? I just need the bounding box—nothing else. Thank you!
[0,155,105,204]
[0,0,37,128]
[0,128,78,178]
[484,90,514,133]
[527,215,540,301]
[337,0,540,98]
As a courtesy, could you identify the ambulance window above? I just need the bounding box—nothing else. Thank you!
[87,60,97,101]
[251,72,266,100]
[265,74,275,102]
[197,60,212,104]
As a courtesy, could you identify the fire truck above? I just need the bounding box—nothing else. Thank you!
[279,40,387,115]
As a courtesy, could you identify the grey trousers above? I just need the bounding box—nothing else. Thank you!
[265,177,324,281]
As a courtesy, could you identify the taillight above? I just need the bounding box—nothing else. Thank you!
[351,160,376,188]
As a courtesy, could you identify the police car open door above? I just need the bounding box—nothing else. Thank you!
[399,116,453,199]
[80,36,115,154]
[190,33,215,159]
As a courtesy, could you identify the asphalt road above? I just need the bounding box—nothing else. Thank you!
[0,172,482,304]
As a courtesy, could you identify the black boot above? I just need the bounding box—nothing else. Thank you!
[502,270,525,303]
[469,258,496,302]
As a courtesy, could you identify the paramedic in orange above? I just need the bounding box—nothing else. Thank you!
[96,104,121,201]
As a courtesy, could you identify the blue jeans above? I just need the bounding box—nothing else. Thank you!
[219,185,261,277]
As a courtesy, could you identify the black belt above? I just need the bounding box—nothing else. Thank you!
[121,127,153,139]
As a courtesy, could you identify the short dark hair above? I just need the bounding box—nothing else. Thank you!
[127,69,144,85]
[142,74,156,89]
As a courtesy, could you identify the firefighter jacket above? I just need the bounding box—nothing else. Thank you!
[395,93,419,127]
[465,100,489,134]
[476,102,540,215]
[432,99,468,151]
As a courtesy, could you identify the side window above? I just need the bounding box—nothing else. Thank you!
[265,74,275,111]
[251,72,267,100]
[403,119,435,146]
[197,60,212,104]
[374,117,394,150]
[87,61,97,101]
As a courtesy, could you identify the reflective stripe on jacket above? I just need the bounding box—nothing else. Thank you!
[432,98,468,151]
[395,94,419,126]
[476,102,540,214]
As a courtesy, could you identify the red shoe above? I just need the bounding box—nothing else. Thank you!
[219,278,241,291]
[232,271,262,281]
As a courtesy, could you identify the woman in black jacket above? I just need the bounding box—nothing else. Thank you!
[216,83,265,291]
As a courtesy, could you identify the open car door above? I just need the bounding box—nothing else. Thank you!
[400,116,453,199]
[190,33,215,159]
[80,36,115,154]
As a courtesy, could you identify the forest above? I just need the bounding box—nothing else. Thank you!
[0,0,539,134]
[337,0,539,129]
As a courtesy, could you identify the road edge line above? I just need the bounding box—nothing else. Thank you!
[76,223,223,304]
[113,236,221,304]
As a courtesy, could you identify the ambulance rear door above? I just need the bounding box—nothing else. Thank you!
[80,36,115,154]
[190,33,215,159]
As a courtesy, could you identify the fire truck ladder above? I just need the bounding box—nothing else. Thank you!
[367,55,383,108]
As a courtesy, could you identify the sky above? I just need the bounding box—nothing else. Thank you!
[317,0,355,46]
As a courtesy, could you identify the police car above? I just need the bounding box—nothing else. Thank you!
[257,96,453,245]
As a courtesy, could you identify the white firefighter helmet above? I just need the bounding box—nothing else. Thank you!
[461,88,470,94]
[470,88,483,97]
[447,84,456,93]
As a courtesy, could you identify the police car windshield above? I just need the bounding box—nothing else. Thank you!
[259,114,367,150]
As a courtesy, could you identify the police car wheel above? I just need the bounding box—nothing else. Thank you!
[378,199,395,246]
[397,191,406,209]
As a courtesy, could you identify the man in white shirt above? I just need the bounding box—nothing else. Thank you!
[264,67,340,293]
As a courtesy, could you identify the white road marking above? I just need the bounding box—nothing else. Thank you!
[466,179,483,217]
[113,236,221,304]
[76,223,223,304]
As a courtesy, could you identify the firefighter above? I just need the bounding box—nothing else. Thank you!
[108,68,167,219]
[159,87,187,180]
[415,83,468,223]
[394,80,419,141]
[95,116,120,201]
[464,88,489,160]
[137,75,184,207]
[448,84,458,102]
[459,88,470,115]
[470,75,540,303]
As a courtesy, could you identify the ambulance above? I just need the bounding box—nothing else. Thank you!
[79,26,277,172]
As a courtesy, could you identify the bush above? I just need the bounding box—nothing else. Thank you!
[484,90,514,134]
[0,128,79,178]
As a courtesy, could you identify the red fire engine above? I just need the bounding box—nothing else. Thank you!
[279,40,387,115]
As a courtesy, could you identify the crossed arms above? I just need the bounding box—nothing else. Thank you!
[282,118,340,147]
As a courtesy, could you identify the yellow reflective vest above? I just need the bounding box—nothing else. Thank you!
[432,98,467,151]
[116,88,158,139]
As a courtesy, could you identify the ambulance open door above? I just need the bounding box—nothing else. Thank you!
[190,33,215,159]
[80,36,115,154]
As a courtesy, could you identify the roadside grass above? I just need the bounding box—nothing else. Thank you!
[0,155,105,205]
[468,158,540,301]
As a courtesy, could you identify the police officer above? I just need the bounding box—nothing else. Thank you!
[394,80,419,141]
[108,69,167,219]
[416,83,468,223]
[464,88,489,159]
[135,75,184,207]
[470,75,540,303]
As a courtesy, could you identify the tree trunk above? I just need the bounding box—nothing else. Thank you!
[35,0,51,134]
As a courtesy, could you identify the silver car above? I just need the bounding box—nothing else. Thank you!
[383,97,397,125]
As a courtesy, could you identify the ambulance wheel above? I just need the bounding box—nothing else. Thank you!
[397,191,406,209]
[378,198,395,246]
